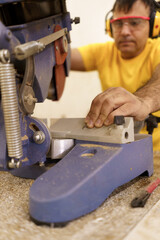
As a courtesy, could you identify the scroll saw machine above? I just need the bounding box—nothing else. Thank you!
[0,0,153,225]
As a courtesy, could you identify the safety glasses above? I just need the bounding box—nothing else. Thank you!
[110,16,150,32]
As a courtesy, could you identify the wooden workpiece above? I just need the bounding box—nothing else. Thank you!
[0,152,159,240]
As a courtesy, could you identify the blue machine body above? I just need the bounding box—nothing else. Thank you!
[0,1,71,102]
[29,135,153,223]
[0,109,51,169]
[9,15,71,102]
[0,0,72,170]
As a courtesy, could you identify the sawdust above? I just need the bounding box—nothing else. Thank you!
[80,143,119,150]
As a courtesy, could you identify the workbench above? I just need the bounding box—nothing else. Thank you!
[0,152,160,240]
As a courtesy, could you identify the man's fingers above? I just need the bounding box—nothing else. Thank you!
[104,103,134,125]
[104,100,147,126]
[90,89,132,127]
[85,87,149,128]
[94,99,115,127]
[94,113,109,127]
[85,92,108,127]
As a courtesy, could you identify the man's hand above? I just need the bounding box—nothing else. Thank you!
[85,87,151,128]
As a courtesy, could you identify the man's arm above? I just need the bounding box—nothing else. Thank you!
[134,64,160,114]
[71,48,86,71]
[85,64,160,128]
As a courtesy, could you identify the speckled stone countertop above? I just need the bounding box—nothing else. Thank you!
[0,152,160,240]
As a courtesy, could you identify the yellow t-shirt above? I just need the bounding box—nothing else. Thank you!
[78,38,160,151]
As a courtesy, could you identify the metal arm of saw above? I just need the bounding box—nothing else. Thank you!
[14,28,68,60]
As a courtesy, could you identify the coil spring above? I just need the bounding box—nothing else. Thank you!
[0,63,23,159]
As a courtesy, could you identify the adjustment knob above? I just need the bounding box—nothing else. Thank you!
[71,17,80,24]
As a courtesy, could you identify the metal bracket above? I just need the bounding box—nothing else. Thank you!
[50,117,134,145]
[14,28,68,60]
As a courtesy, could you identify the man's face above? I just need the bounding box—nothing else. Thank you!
[112,0,150,59]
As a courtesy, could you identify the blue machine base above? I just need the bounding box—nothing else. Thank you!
[29,134,153,224]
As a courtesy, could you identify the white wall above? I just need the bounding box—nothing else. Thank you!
[33,0,115,123]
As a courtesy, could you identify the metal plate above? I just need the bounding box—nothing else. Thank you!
[50,117,135,144]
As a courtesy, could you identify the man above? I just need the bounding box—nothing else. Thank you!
[71,0,160,151]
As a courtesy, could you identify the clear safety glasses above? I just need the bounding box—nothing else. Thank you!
[110,16,150,32]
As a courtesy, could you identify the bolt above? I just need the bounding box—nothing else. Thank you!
[24,94,37,105]
[33,131,45,144]
[8,158,22,169]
